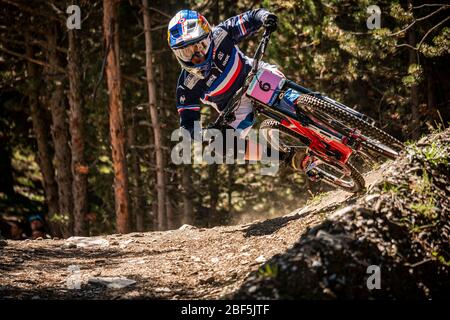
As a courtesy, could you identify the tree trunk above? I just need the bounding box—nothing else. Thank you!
[426,64,438,124]
[0,134,15,197]
[67,19,88,236]
[25,36,60,231]
[166,198,176,230]
[181,165,194,225]
[142,0,167,230]
[407,0,419,139]
[46,26,73,237]
[127,113,145,232]
[103,0,130,234]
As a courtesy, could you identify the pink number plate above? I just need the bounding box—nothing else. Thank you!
[246,69,285,106]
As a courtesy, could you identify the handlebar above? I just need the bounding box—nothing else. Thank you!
[207,29,272,130]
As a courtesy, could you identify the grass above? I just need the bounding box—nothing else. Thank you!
[306,192,328,206]
[410,197,437,219]
[258,263,279,278]
[432,251,450,267]
[421,142,448,167]
[409,170,438,219]
[407,141,448,168]
[381,181,406,194]
[411,170,432,195]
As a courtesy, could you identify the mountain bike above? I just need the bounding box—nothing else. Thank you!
[208,29,403,193]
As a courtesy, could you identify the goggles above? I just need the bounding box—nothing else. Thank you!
[173,36,211,64]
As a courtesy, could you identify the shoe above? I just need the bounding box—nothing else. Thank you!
[285,149,322,181]
[283,149,308,171]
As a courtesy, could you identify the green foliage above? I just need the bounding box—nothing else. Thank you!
[258,263,279,278]
[306,192,328,206]
[382,181,403,193]
[402,64,423,87]
[421,27,450,58]
[410,197,437,219]
[432,251,450,267]
[408,141,449,167]
[420,142,448,167]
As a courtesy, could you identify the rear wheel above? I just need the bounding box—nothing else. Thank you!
[260,119,365,193]
[296,94,403,160]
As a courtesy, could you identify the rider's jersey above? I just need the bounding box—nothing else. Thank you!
[175,9,269,136]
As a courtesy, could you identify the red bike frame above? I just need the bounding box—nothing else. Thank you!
[279,116,353,165]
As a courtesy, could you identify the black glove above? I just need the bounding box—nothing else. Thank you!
[263,13,278,33]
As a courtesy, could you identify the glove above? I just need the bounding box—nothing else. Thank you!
[263,13,278,33]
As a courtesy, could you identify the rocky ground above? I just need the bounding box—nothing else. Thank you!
[233,129,449,299]
[0,129,448,299]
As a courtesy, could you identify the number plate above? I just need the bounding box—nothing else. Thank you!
[246,69,285,106]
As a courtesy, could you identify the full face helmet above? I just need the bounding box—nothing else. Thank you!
[168,10,213,79]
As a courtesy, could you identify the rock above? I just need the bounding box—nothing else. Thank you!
[329,205,355,220]
[34,237,43,240]
[311,258,322,268]
[199,276,215,284]
[88,277,136,289]
[365,194,380,202]
[211,257,219,264]
[248,285,258,293]
[0,240,7,247]
[255,255,266,263]
[128,258,145,265]
[61,243,77,249]
[66,237,109,248]
[239,245,250,252]
[119,239,133,249]
[178,224,197,231]
[154,287,171,293]
[130,233,144,237]
[315,230,343,250]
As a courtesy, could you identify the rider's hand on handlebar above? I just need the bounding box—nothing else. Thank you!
[263,13,278,33]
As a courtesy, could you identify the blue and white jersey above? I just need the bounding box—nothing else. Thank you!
[176,9,270,135]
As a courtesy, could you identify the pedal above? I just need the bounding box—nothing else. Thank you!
[302,156,321,181]
[306,171,320,181]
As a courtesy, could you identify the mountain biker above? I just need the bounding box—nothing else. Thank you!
[167,9,307,170]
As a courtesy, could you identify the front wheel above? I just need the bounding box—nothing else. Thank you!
[260,119,365,193]
[296,94,403,160]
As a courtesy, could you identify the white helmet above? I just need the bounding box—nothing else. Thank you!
[168,10,213,79]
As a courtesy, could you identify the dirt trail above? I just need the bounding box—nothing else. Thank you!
[1,128,448,299]
[0,167,386,299]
